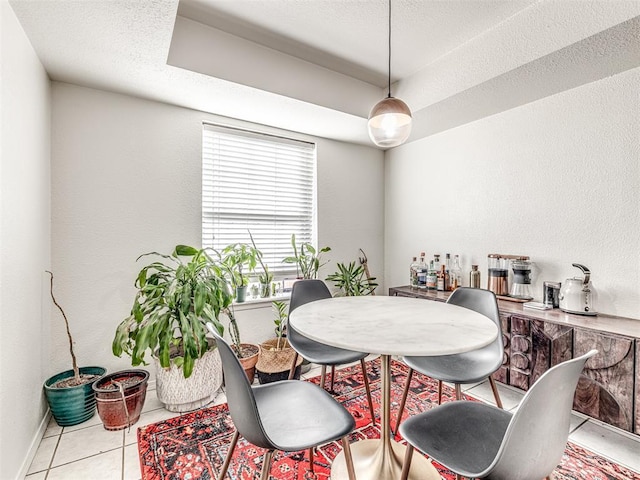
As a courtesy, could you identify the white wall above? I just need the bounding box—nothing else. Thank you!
[51,82,384,376]
[385,67,640,319]
[0,3,52,478]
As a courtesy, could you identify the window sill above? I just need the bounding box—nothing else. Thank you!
[231,293,291,311]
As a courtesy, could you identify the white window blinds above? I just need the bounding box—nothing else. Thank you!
[202,123,317,276]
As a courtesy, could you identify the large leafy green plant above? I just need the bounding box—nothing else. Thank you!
[282,234,331,279]
[326,261,378,296]
[112,245,228,378]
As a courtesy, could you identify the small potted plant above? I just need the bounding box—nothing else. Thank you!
[326,260,378,296]
[249,231,273,298]
[112,245,227,412]
[256,300,302,383]
[43,271,106,426]
[282,234,331,279]
[221,242,260,302]
[224,303,260,383]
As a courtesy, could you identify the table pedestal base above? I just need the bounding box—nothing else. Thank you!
[330,438,440,480]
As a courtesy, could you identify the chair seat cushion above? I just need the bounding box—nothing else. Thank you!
[399,401,511,477]
[253,380,356,451]
[403,345,501,384]
[289,328,368,365]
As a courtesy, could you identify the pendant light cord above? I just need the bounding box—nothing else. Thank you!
[387,0,392,98]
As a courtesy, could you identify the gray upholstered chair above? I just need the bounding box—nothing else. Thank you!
[394,287,504,434]
[287,279,376,425]
[206,324,357,480]
[399,349,597,480]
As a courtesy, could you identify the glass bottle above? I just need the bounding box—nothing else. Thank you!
[470,264,481,288]
[409,256,419,289]
[426,260,437,290]
[433,254,441,272]
[417,253,427,289]
[437,265,446,291]
[451,254,463,290]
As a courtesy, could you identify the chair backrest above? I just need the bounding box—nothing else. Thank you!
[289,279,332,312]
[287,279,332,345]
[487,349,598,480]
[205,323,273,449]
[446,287,504,364]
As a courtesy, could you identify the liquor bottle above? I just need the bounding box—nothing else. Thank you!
[436,265,446,291]
[409,256,419,289]
[451,255,463,290]
[433,254,441,272]
[426,260,437,290]
[417,253,427,289]
[445,253,452,291]
[470,264,481,288]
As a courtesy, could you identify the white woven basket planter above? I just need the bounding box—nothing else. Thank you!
[154,347,222,413]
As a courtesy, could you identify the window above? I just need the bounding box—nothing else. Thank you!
[202,123,317,276]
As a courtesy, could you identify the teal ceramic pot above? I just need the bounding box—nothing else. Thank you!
[44,366,106,426]
[235,285,247,303]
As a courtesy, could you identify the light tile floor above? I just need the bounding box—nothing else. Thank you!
[27,362,640,479]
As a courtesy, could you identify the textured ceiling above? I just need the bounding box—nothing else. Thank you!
[8,0,640,147]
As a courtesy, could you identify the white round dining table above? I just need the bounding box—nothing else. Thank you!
[288,295,499,480]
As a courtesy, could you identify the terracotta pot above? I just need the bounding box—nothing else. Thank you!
[236,343,260,384]
[93,369,149,431]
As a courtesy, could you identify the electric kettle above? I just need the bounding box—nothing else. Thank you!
[559,263,598,316]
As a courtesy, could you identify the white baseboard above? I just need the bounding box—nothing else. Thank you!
[17,409,51,480]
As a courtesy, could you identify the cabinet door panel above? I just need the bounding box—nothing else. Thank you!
[494,313,510,384]
[635,341,639,434]
[573,329,634,431]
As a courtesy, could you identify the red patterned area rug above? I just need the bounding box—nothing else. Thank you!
[138,358,639,479]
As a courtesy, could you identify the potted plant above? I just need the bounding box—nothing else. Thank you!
[224,304,260,383]
[326,260,378,296]
[221,242,260,302]
[92,369,149,431]
[256,301,302,383]
[282,234,331,279]
[249,231,273,298]
[112,245,227,412]
[43,271,106,426]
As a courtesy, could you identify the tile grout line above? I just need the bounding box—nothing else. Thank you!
[43,427,63,480]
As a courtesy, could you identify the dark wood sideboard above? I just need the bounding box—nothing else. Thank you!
[389,286,640,435]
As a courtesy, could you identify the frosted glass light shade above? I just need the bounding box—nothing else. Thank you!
[367,97,412,148]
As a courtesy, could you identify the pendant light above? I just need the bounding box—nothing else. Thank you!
[368,0,412,148]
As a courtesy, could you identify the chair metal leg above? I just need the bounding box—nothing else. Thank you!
[393,367,414,434]
[455,383,462,400]
[400,443,414,480]
[341,436,357,480]
[308,447,314,474]
[217,430,239,480]
[330,365,336,391]
[360,358,376,426]
[260,450,274,480]
[288,352,299,380]
[488,375,504,409]
[320,365,327,390]
[437,379,443,404]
